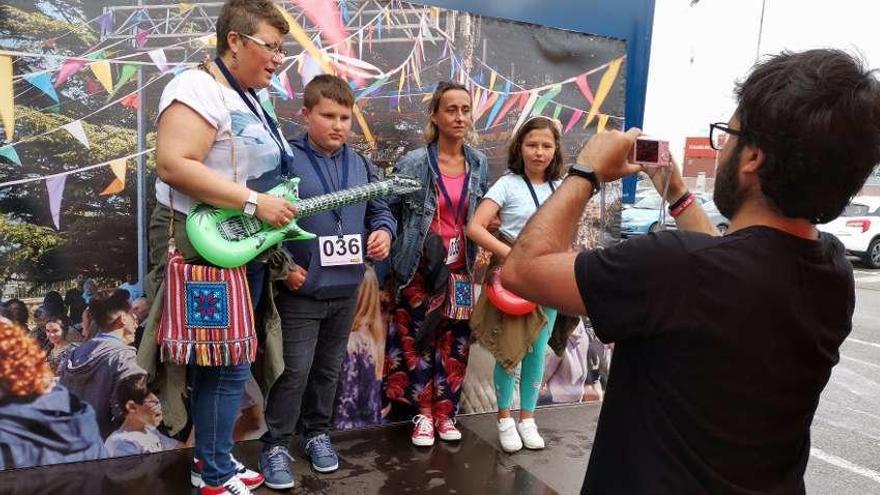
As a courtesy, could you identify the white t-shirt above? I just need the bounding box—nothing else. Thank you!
[483,173,562,240]
[155,69,293,214]
[104,426,179,457]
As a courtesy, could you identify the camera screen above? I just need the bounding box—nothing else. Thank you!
[635,140,660,163]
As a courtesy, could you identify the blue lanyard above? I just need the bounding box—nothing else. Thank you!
[427,143,470,225]
[213,57,287,157]
[521,175,556,209]
[303,141,350,232]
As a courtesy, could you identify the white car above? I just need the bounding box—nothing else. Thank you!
[818,196,880,269]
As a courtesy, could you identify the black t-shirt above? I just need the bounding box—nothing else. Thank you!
[574,226,854,495]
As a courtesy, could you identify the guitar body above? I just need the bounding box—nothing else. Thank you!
[186,175,421,268]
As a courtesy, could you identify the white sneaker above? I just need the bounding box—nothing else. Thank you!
[199,475,252,495]
[517,418,545,450]
[497,417,522,453]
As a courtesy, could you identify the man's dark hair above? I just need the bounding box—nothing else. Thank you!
[734,49,880,223]
[303,74,355,109]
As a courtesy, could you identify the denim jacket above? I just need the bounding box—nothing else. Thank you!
[389,144,489,290]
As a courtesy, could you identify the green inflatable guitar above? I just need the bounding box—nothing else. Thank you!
[186,174,421,268]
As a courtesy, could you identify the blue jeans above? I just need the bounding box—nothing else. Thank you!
[189,261,264,485]
[190,362,251,486]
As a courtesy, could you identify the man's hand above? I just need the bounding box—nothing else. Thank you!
[284,265,308,292]
[643,157,688,202]
[255,194,297,228]
[575,128,645,183]
[367,229,392,261]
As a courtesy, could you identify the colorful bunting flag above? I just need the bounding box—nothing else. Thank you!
[0,55,13,141]
[299,53,323,87]
[484,80,511,129]
[99,159,127,196]
[357,77,388,100]
[585,58,623,127]
[552,103,562,121]
[564,109,584,134]
[89,60,114,93]
[98,12,113,36]
[512,91,540,133]
[148,49,169,73]
[597,114,610,133]
[54,58,87,88]
[120,93,140,110]
[575,74,594,105]
[0,145,20,166]
[46,175,67,230]
[24,73,60,103]
[530,84,562,116]
[62,121,90,149]
[136,29,149,48]
[178,2,193,15]
[114,64,138,92]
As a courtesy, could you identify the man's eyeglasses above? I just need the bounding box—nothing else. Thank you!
[238,33,288,58]
[709,122,744,151]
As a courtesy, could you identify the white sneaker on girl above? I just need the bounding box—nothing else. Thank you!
[497,417,522,453]
[517,418,545,450]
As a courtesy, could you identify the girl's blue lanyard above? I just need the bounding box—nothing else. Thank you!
[303,143,349,236]
[521,175,557,209]
[427,143,470,228]
[213,57,289,161]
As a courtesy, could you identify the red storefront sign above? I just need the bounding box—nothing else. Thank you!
[685,137,717,159]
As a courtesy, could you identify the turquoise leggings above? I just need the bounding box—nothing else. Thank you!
[494,307,557,412]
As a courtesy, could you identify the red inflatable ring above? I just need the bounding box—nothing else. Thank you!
[485,266,537,316]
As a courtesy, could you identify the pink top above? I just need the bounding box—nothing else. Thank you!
[430,171,468,269]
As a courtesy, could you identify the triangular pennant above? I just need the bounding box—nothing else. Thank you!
[270,74,288,100]
[410,58,422,89]
[530,85,562,116]
[85,77,102,95]
[98,12,113,36]
[397,66,406,111]
[99,159,128,196]
[489,92,522,128]
[357,76,388,100]
[484,93,509,129]
[280,71,294,100]
[114,64,138,92]
[120,92,140,109]
[62,121,90,148]
[89,60,113,93]
[475,92,498,122]
[135,29,149,48]
[0,55,13,141]
[24,72,60,103]
[178,2,193,15]
[585,58,623,127]
[575,74,595,105]
[565,109,584,134]
[488,71,497,91]
[0,145,20,166]
[46,175,67,230]
[148,49,169,73]
[552,103,563,121]
[512,91,540,134]
[54,58,87,88]
[299,53,322,87]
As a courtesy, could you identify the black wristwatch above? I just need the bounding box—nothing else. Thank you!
[568,163,601,192]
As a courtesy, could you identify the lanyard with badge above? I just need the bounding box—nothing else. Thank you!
[428,143,470,265]
[213,57,292,172]
[302,144,364,267]
[521,175,557,210]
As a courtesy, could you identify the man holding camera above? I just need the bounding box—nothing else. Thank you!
[503,49,880,494]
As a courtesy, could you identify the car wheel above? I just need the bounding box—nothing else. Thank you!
[649,222,662,233]
[864,237,880,269]
[717,223,729,235]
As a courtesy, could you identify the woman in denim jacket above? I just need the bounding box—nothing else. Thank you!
[384,81,488,447]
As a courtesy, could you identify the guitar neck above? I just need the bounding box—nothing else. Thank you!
[295,180,394,218]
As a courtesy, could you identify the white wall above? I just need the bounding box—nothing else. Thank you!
[643,0,880,164]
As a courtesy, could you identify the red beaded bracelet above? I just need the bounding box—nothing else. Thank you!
[669,193,696,218]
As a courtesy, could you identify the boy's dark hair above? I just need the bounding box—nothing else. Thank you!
[734,49,880,223]
[303,75,355,109]
[215,0,289,57]
[115,374,151,413]
[87,289,131,331]
[506,117,565,182]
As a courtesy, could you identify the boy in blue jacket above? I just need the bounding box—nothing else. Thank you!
[259,75,395,490]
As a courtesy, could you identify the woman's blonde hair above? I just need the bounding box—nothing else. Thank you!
[351,266,386,379]
[423,81,478,145]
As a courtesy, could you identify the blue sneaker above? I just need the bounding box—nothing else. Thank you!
[259,445,295,490]
[303,433,339,473]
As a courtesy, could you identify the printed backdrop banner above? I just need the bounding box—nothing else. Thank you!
[0,0,624,470]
